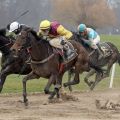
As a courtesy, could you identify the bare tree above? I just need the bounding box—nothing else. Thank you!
[51,0,117,29]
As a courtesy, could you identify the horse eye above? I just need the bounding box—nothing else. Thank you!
[16,43,20,47]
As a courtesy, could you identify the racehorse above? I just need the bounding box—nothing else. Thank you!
[11,28,102,104]
[68,32,120,90]
[0,29,31,92]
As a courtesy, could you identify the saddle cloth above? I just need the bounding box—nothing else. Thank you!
[98,42,113,58]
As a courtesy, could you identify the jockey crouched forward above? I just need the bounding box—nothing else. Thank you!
[7,21,31,63]
[77,24,103,60]
[38,20,76,62]
[7,21,30,40]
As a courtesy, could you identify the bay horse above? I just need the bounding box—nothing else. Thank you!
[0,28,31,92]
[11,29,102,104]
[68,32,120,90]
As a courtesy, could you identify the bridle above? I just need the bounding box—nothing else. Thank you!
[14,30,55,64]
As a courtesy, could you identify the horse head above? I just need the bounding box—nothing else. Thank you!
[10,28,47,60]
[10,28,34,57]
[0,30,13,55]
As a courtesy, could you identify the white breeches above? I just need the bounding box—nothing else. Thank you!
[90,35,100,49]
[49,37,63,49]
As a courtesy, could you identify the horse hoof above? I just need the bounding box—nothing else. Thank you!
[24,98,28,105]
[48,92,56,99]
[44,89,50,94]
[24,102,28,106]
[48,95,53,100]
[63,83,67,87]
[90,81,94,85]
[90,85,94,91]
[56,93,60,98]
[68,86,72,92]
[24,99,28,103]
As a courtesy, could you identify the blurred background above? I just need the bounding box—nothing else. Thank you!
[0,0,120,34]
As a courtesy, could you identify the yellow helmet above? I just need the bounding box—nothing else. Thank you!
[39,20,51,30]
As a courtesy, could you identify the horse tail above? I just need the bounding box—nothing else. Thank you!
[117,52,120,65]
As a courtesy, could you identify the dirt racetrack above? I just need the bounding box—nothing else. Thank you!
[0,89,120,120]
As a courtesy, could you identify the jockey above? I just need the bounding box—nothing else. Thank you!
[7,21,31,63]
[38,20,75,62]
[77,23,103,60]
[7,21,30,39]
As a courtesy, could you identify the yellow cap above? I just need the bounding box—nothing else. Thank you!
[39,20,51,30]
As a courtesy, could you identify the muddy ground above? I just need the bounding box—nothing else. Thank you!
[0,89,120,120]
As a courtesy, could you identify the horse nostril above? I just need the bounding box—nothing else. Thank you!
[18,48,21,51]
[12,49,16,52]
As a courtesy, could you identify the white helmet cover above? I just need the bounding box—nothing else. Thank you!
[9,21,20,32]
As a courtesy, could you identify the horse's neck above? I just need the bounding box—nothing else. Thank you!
[30,39,52,61]
[85,46,92,52]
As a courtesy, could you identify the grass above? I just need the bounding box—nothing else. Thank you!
[2,35,120,93]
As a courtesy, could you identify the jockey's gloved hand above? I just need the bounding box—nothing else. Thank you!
[61,40,66,45]
[60,36,67,45]
[42,36,50,41]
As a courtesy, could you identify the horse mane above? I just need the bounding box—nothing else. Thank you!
[72,31,90,49]
[30,29,40,41]
[28,29,49,46]
[28,29,53,54]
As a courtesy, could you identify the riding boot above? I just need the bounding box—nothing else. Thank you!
[97,47,103,60]
[63,44,76,61]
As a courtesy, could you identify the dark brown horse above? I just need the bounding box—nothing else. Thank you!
[68,32,120,90]
[11,29,102,104]
[0,29,31,92]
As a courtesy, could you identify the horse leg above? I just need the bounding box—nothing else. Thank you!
[44,75,55,94]
[91,60,115,91]
[49,74,63,99]
[22,71,39,105]
[84,69,96,87]
[103,59,115,79]
[90,72,102,90]
[64,63,80,87]
[90,60,115,90]
[64,56,88,87]
[0,66,13,92]
[64,71,79,87]
[56,74,63,98]
[67,68,75,92]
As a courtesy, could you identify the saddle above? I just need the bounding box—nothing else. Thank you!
[54,42,78,63]
[98,42,113,58]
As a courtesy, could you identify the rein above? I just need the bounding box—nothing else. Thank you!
[0,40,13,49]
[31,53,55,64]
[15,30,55,64]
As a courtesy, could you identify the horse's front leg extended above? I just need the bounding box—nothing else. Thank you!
[22,72,39,105]
[90,72,102,90]
[102,60,114,79]
[0,66,13,92]
[64,61,80,87]
[44,75,55,94]
[84,69,96,87]
[64,72,79,87]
